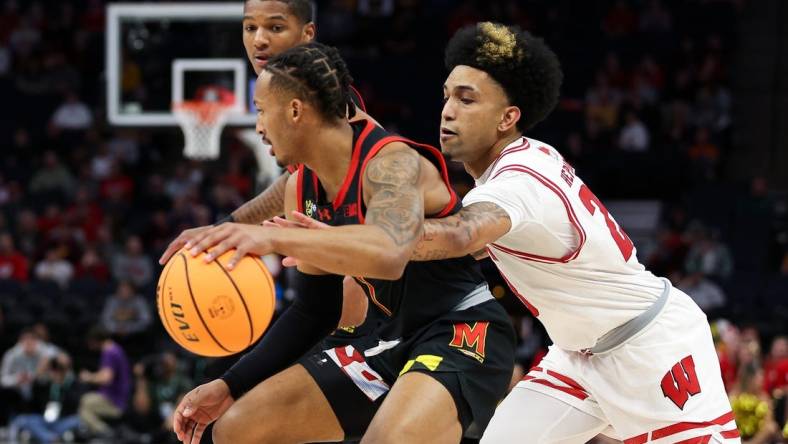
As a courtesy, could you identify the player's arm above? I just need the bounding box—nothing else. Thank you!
[411,202,511,261]
[230,170,290,224]
[219,172,342,399]
[159,172,290,265]
[267,144,423,279]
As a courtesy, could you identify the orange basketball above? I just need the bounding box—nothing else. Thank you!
[156,249,276,357]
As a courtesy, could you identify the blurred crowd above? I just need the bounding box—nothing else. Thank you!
[0,0,786,442]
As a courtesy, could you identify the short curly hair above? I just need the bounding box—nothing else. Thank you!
[445,22,562,132]
[264,42,355,121]
[248,1,313,24]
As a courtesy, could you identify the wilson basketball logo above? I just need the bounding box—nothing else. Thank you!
[660,355,701,410]
[208,295,235,320]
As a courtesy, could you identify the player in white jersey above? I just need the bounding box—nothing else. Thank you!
[420,23,739,443]
[273,21,740,444]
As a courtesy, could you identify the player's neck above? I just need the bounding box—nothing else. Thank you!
[466,132,523,179]
[304,123,354,199]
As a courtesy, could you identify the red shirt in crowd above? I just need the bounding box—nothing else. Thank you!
[0,252,29,281]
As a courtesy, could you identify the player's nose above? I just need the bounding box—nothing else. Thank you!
[253,29,269,48]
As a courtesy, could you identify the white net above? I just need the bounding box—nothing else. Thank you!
[173,101,235,160]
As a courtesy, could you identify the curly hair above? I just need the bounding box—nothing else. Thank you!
[249,0,313,24]
[264,42,355,121]
[445,22,562,132]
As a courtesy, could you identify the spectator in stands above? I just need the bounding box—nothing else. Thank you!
[49,91,93,133]
[684,223,734,281]
[729,339,780,443]
[688,126,720,180]
[618,109,650,151]
[100,280,151,339]
[78,325,131,438]
[34,247,74,289]
[14,209,39,259]
[764,336,788,399]
[75,247,110,283]
[0,328,49,409]
[132,351,192,437]
[8,354,82,444]
[677,272,726,314]
[112,235,153,289]
[28,151,76,201]
[0,232,28,281]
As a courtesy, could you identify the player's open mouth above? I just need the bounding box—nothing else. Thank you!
[254,54,270,66]
[440,127,458,140]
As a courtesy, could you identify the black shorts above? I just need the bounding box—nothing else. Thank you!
[299,300,515,440]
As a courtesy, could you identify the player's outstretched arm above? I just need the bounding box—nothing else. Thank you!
[411,202,512,261]
[184,145,424,279]
[263,144,423,279]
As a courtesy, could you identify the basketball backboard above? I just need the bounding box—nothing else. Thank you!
[106,2,258,126]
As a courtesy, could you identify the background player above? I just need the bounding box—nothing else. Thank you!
[160,0,373,328]
[161,0,373,260]
[279,22,740,444]
[171,43,514,444]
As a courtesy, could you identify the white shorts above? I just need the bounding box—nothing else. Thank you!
[483,287,740,443]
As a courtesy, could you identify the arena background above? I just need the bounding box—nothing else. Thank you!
[0,0,786,443]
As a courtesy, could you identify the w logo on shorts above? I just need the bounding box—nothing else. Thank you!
[660,355,701,410]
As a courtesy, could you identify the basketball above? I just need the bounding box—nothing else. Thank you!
[156,249,275,357]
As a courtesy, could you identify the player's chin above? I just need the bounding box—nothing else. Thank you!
[439,141,463,161]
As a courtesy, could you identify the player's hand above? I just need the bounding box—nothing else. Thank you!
[159,225,215,265]
[186,223,274,270]
[338,276,368,328]
[173,379,234,444]
[264,212,330,267]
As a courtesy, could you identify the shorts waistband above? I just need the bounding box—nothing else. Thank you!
[452,283,494,312]
[587,278,671,354]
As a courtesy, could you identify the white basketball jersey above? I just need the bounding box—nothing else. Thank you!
[463,137,665,351]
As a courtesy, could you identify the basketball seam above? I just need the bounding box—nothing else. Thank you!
[249,256,276,337]
[180,253,232,354]
[213,259,254,347]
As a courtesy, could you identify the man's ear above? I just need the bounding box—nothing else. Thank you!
[302,23,316,42]
[499,106,521,132]
[290,98,303,123]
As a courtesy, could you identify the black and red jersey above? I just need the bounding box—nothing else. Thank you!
[285,85,367,175]
[297,119,485,338]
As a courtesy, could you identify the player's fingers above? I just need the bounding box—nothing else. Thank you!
[173,406,187,440]
[190,423,206,444]
[227,245,247,270]
[203,240,234,263]
[160,237,187,265]
[291,211,329,229]
[188,226,227,257]
[282,256,298,267]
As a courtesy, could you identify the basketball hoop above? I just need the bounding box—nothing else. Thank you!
[173,100,236,160]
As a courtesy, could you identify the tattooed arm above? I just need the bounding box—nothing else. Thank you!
[158,171,290,264]
[231,171,289,224]
[411,202,511,261]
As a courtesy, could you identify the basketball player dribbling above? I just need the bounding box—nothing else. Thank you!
[159,0,373,331]
[393,23,740,444]
[171,42,516,444]
[277,21,741,444]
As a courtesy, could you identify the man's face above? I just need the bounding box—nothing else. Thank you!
[440,65,512,162]
[243,1,315,75]
[254,72,300,166]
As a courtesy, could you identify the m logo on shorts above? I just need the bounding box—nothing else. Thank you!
[660,355,701,410]
[449,322,489,363]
